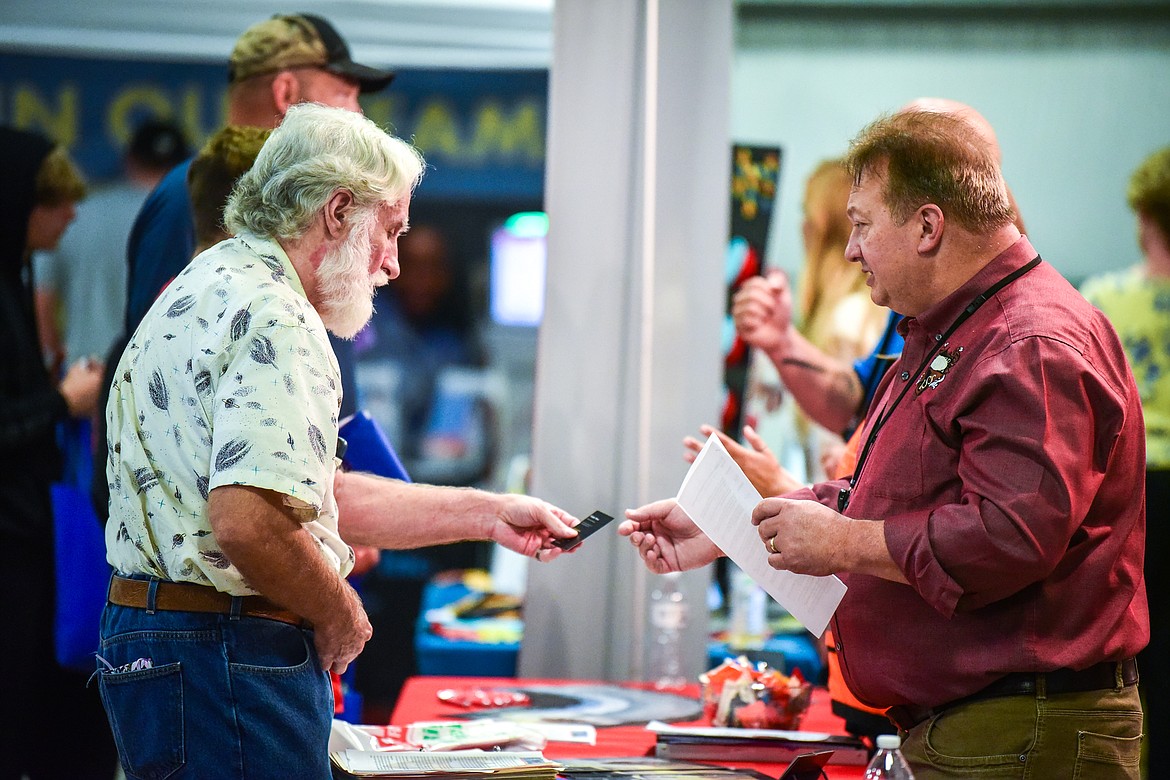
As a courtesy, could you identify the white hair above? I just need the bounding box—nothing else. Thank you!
[224,103,424,239]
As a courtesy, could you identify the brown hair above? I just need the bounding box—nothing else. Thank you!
[1128,145,1170,246]
[845,110,1013,234]
[187,125,272,252]
[34,146,87,206]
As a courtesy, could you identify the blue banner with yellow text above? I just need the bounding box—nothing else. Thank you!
[0,52,546,201]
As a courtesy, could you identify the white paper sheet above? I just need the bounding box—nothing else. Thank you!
[646,720,836,742]
[340,749,552,773]
[675,433,845,637]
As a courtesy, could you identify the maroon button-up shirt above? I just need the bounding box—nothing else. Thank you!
[797,236,1148,709]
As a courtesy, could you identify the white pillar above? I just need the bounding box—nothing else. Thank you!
[520,0,732,681]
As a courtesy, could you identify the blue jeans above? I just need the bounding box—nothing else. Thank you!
[98,591,333,780]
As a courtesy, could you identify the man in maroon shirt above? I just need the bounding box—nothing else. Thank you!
[620,110,1147,778]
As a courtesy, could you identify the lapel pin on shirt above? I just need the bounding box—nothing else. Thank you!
[917,346,963,394]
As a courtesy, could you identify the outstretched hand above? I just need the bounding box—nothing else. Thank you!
[683,424,802,497]
[618,498,721,574]
[492,495,579,562]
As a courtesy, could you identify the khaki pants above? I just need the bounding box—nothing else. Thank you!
[901,683,1143,779]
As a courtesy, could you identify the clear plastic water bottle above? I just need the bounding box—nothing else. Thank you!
[727,565,768,650]
[648,572,689,690]
[864,734,916,779]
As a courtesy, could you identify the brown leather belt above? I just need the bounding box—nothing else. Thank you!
[886,657,1139,731]
[108,575,309,629]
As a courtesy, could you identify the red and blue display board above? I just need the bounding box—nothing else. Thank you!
[721,144,782,438]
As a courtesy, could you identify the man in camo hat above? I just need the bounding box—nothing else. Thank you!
[98,14,395,525]
[227,13,394,95]
[123,13,394,340]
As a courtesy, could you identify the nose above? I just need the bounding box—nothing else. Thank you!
[845,228,862,263]
[383,248,400,281]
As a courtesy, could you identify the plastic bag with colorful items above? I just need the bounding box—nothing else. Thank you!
[700,656,812,730]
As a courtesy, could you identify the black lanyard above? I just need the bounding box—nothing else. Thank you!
[837,256,1042,513]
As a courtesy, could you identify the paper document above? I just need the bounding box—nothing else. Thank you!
[340,749,555,774]
[646,720,837,742]
[675,433,845,636]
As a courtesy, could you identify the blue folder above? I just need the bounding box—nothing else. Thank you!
[338,410,411,482]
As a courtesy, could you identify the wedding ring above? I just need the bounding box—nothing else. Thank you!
[767,536,778,554]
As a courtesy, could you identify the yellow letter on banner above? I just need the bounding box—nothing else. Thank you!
[176,85,223,148]
[13,83,79,145]
[108,86,173,145]
[469,101,544,165]
[360,95,398,133]
[412,101,462,158]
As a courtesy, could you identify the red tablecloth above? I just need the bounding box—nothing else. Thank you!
[390,676,867,779]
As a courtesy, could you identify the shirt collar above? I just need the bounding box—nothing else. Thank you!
[235,231,309,300]
[910,235,1039,336]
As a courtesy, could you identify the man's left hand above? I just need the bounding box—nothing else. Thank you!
[751,497,849,577]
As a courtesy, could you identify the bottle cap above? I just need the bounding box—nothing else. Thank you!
[876,734,902,750]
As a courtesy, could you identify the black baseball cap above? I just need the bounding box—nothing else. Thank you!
[128,119,191,170]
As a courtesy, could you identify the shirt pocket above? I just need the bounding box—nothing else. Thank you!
[857,419,926,503]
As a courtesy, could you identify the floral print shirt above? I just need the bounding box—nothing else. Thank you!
[105,232,354,595]
[1082,264,1170,469]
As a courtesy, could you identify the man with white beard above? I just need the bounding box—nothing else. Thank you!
[99,104,580,780]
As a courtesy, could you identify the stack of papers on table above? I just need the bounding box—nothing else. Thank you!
[330,718,582,753]
[330,749,561,779]
[558,757,776,780]
[647,721,869,766]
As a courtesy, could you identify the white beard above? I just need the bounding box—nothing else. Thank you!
[315,211,387,339]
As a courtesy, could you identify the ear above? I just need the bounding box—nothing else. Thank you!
[322,190,355,241]
[270,71,300,116]
[917,204,944,253]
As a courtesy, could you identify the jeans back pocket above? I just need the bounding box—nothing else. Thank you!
[99,661,184,780]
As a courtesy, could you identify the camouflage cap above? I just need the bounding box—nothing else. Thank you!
[228,13,394,93]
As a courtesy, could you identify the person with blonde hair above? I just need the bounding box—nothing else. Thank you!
[797,158,885,362]
[792,158,887,478]
[685,159,884,493]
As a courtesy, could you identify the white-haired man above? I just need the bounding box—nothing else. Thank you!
[99,104,578,779]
